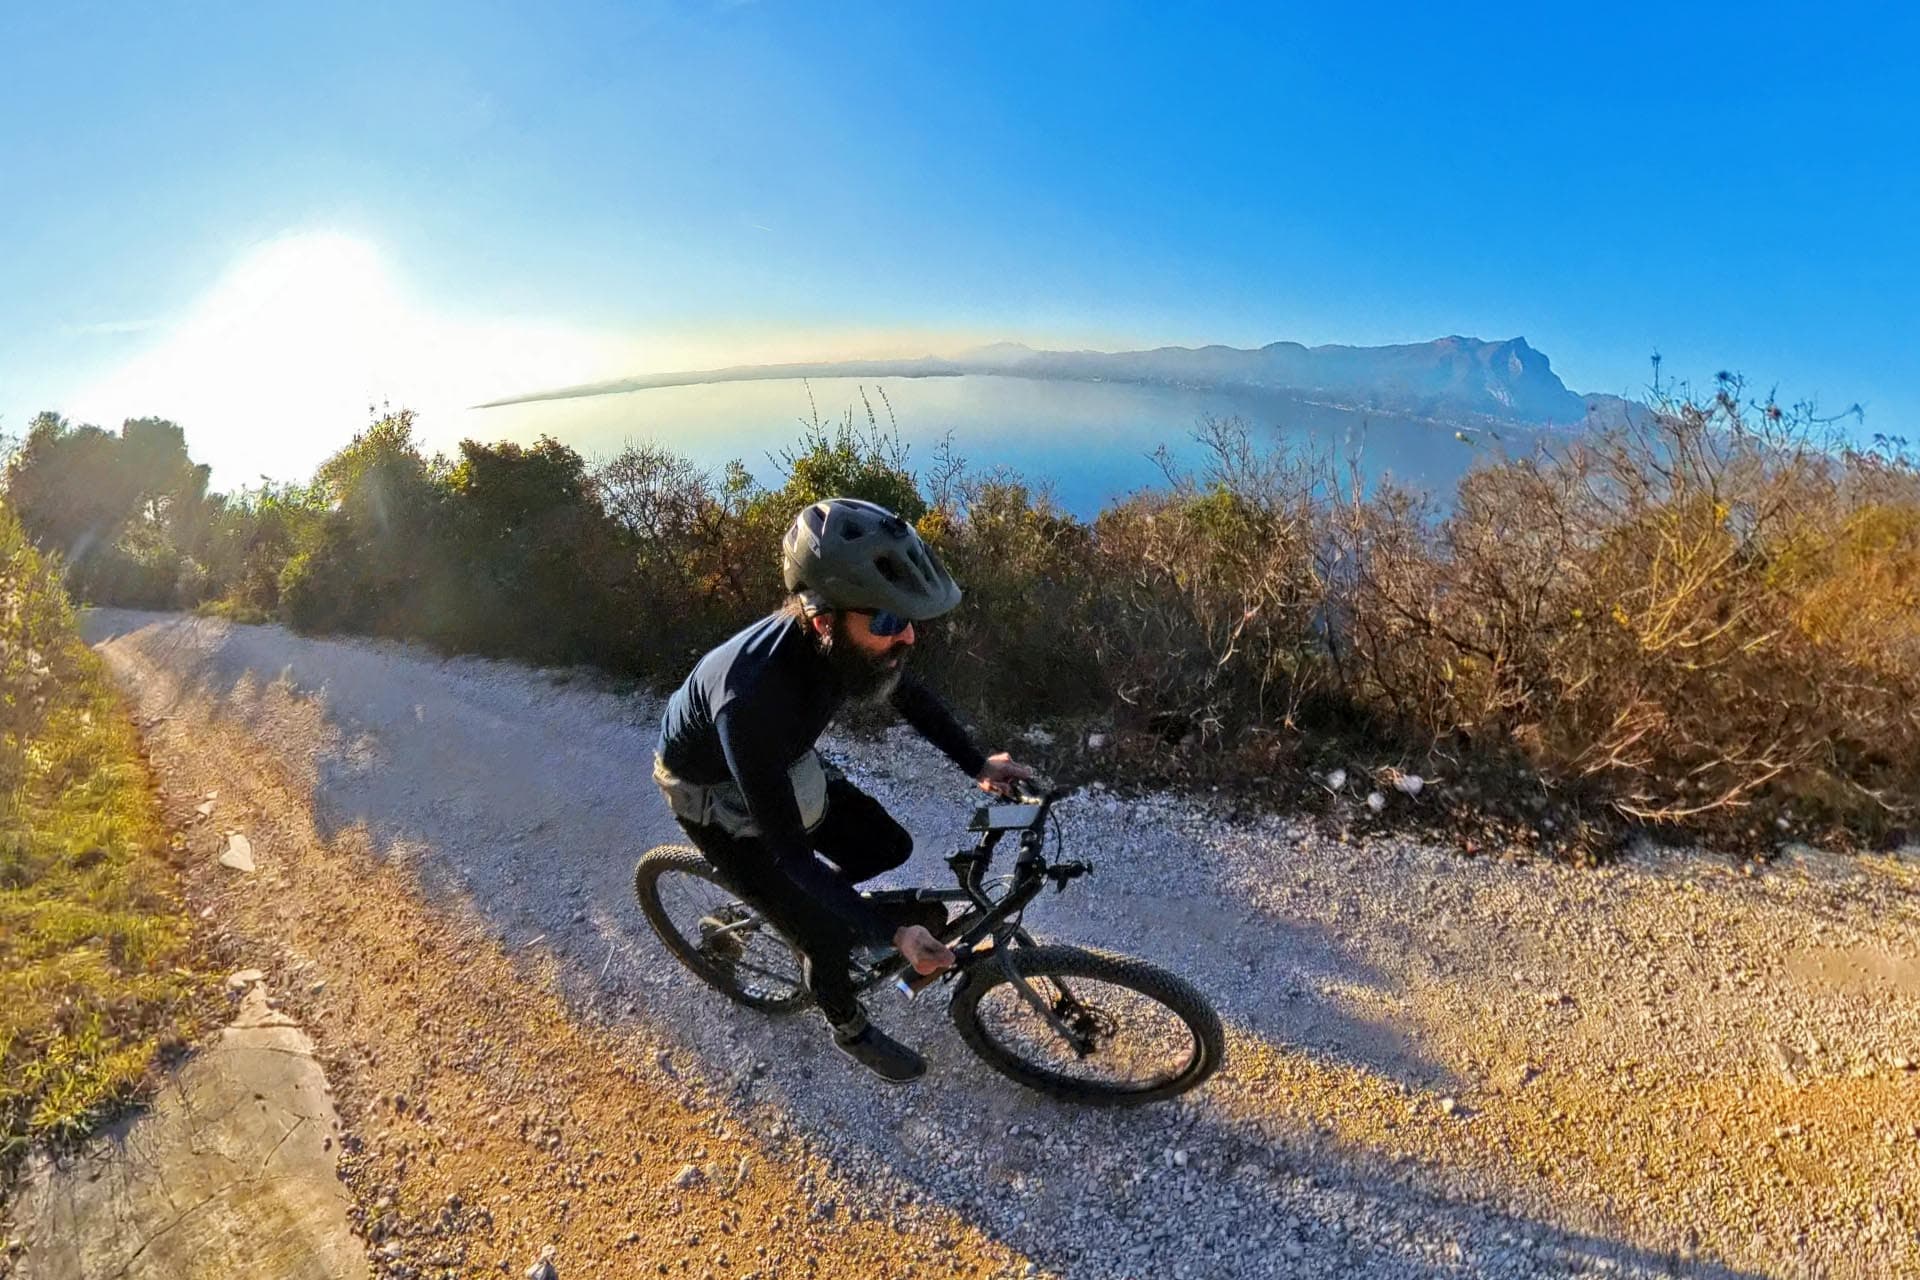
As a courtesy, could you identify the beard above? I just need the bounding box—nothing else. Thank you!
[824,633,906,707]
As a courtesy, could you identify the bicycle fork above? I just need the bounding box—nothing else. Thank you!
[928,935,1098,1057]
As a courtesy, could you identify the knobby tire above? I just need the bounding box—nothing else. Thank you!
[948,944,1225,1105]
[633,845,811,1014]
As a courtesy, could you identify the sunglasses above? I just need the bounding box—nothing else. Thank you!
[849,608,913,637]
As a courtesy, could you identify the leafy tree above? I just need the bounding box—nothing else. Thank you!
[438,436,633,664]
[280,408,448,635]
[195,481,324,616]
[0,414,209,605]
[3,414,141,569]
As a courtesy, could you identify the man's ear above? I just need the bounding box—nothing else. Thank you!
[809,612,833,640]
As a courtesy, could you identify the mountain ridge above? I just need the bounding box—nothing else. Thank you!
[479,336,1637,428]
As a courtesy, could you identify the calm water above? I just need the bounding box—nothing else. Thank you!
[468,375,1533,518]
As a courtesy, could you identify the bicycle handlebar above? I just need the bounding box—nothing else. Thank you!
[1007,775,1076,804]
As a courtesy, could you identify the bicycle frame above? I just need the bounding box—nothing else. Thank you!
[847,785,1090,996]
[646,781,1221,1094]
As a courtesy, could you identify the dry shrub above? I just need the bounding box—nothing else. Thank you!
[593,443,751,669]
[917,463,1103,726]
[1086,418,1339,768]
[1340,385,1920,843]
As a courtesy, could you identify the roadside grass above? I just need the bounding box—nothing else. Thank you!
[0,506,206,1167]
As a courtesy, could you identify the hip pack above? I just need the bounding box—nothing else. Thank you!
[652,749,831,837]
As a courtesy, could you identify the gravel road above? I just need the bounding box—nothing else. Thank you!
[83,609,1920,1279]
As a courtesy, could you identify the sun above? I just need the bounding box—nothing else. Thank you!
[67,231,634,487]
[67,232,408,483]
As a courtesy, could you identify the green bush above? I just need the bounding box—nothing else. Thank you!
[436,436,636,667]
[7,382,1916,854]
[917,464,1104,729]
[0,503,204,1161]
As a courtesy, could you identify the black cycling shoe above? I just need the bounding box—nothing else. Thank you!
[834,1023,926,1084]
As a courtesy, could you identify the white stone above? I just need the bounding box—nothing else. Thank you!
[219,834,255,872]
[225,968,266,992]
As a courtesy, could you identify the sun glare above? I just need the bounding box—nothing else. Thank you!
[68,232,631,486]
[63,231,1059,489]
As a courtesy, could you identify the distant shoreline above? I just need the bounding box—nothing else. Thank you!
[474,334,1631,432]
[479,368,1569,438]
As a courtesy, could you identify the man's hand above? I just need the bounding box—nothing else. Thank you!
[976,751,1036,797]
[893,924,955,976]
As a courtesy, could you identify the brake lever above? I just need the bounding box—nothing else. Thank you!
[894,941,981,999]
[1008,774,1055,803]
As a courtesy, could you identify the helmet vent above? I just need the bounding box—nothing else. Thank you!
[781,496,959,618]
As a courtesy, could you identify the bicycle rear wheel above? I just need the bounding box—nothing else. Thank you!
[949,944,1224,1105]
[633,846,810,1013]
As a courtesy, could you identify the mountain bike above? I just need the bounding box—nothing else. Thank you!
[634,783,1225,1105]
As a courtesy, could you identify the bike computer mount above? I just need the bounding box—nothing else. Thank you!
[968,799,1046,832]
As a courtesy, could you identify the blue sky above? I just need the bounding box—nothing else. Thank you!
[3,1,1915,484]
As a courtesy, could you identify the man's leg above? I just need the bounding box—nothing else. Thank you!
[808,778,912,879]
[808,780,946,936]
[675,819,861,1011]
[674,818,923,1081]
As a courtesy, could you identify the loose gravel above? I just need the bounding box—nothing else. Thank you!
[82,609,1920,1279]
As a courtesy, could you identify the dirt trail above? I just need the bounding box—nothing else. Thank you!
[78,610,1920,1279]
[81,613,1025,1280]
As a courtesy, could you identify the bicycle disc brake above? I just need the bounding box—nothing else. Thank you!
[996,951,1097,1056]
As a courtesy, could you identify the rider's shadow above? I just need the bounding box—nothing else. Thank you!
[80,610,1768,1280]
[981,848,1459,1096]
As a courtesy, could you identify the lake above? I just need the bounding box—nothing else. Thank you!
[467,374,1536,518]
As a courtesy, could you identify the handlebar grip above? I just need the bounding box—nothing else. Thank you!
[1012,774,1058,801]
[894,941,978,998]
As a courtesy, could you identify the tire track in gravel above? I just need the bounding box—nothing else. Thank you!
[88,612,1028,1280]
[85,610,1920,1279]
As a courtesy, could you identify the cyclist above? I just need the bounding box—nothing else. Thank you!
[652,497,1033,1082]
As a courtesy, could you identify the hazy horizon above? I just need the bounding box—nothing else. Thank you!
[6,4,1914,487]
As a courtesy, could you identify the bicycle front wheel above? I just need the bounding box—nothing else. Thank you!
[949,945,1225,1105]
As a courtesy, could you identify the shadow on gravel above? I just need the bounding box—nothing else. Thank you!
[1080,868,1455,1095]
[82,611,1771,1280]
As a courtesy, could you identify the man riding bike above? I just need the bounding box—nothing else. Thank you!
[652,497,1033,1082]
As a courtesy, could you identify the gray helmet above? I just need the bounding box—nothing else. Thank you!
[781,497,962,620]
